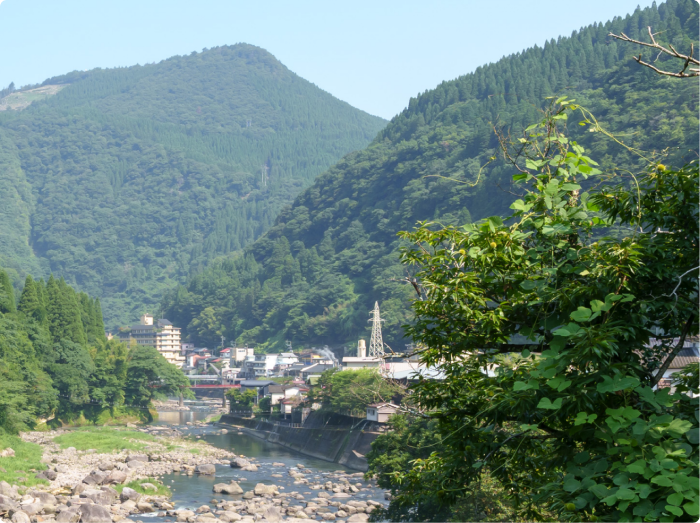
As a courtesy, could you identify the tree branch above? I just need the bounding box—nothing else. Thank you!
[651,314,695,387]
[609,27,699,78]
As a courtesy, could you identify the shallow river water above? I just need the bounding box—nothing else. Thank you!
[146,411,388,518]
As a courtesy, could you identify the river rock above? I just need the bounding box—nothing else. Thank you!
[127,460,144,470]
[242,492,254,500]
[139,482,158,491]
[57,509,81,523]
[29,491,56,505]
[80,488,114,505]
[229,458,249,469]
[72,484,87,496]
[104,470,127,485]
[36,469,58,481]
[82,471,107,486]
[196,505,210,514]
[262,506,281,523]
[253,484,278,496]
[0,481,18,498]
[79,503,112,523]
[120,488,141,503]
[220,511,241,522]
[242,464,258,472]
[0,448,15,458]
[213,482,243,495]
[97,462,114,472]
[136,501,154,513]
[127,454,149,462]
[10,511,30,523]
[195,464,216,475]
[20,502,43,516]
[346,515,369,523]
[176,509,195,522]
[317,492,331,499]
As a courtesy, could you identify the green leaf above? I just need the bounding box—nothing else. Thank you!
[627,459,647,474]
[651,476,673,487]
[684,501,699,516]
[563,477,582,493]
[588,484,609,499]
[570,307,592,322]
[602,494,618,506]
[687,429,699,444]
[514,380,539,391]
[537,397,563,410]
[574,451,590,464]
[665,505,683,516]
[667,493,684,506]
[597,375,641,393]
[616,488,635,500]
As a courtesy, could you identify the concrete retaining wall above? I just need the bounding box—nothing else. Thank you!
[219,413,383,471]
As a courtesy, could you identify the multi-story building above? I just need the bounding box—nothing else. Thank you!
[120,314,185,368]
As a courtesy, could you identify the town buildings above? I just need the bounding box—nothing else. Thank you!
[119,314,185,367]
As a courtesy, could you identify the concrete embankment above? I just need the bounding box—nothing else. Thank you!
[218,413,384,471]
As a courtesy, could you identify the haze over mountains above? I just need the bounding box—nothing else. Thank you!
[162,0,698,352]
[0,44,386,328]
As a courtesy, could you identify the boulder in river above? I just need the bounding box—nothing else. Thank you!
[230,458,250,469]
[253,483,278,496]
[78,503,112,523]
[347,514,369,523]
[195,464,216,475]
[213,482,243,495]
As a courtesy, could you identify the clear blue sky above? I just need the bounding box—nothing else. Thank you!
[0,0,654,119]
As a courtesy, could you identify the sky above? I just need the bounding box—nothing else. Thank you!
[0,0,655,120]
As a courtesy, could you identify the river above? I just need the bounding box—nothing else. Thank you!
[149,410,388,518]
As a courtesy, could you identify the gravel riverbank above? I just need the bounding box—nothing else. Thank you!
[0,425,385,523]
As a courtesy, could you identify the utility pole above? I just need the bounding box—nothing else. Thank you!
[368,301,385,359]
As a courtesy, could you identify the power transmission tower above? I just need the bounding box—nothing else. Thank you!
[368,301,385,358]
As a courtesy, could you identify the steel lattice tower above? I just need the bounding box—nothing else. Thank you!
[368,301,385,358]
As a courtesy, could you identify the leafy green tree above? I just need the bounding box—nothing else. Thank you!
[18,275,43,321]
[124,344,192,409]
[0,270,15,314]
[312,368,402,414]
[258,395,272,414]
[389,100,698,521]
[226,387,258,410]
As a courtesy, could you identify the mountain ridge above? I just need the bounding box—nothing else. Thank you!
[0,43,387,328]
[162,0,698,352]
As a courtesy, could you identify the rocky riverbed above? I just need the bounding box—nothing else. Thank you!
[0,425,386,523]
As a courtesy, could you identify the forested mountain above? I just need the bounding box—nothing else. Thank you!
[162,0,698,352]
[0,44,386,328]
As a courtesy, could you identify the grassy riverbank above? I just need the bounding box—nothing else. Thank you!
[53,427,156,453]
[0,434,47,488]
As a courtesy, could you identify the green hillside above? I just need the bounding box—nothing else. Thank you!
[0,44,386,328]
[162,0,699,351]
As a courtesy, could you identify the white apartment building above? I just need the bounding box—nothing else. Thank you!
[120,314,185,368]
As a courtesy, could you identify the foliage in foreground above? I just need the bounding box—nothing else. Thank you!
[373,99,699,521]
